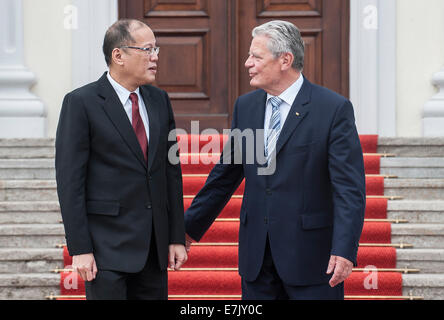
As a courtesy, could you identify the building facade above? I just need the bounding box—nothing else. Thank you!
[1,0,444,138]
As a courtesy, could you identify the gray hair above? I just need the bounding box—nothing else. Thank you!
[252,20,304,71]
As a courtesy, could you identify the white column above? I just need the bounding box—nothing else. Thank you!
[71,0,118,89]
[423,68,444,136]
[350,0,397,136]
[0,0,46,138]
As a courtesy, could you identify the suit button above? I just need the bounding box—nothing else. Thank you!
[146,204,152,209]
[266,189,272,195]
[264,217,268,224]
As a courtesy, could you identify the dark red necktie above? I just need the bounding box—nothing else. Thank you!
[129,93,148,163]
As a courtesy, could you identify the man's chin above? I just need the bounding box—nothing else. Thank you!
[250,79,259,88]
[142,75,156,85]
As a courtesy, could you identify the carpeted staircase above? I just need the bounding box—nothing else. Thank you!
[46,134,425,300]
[3,135,444,299]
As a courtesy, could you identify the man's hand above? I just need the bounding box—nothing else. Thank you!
[326,255,353,287]
[72,253,97,282]
[169,244,188,271]
[185,234,194,253]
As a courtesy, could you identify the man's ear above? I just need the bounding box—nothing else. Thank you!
[280,52,294,71]
[112,48,125,66]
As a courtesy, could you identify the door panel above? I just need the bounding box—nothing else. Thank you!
[119,0,349,131]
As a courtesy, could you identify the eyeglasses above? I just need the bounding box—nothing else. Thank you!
[120,46,160,56]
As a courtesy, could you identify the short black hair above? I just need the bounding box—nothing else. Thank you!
[102,19,148,66]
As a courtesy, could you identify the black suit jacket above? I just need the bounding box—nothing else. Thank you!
[55,72,185,273]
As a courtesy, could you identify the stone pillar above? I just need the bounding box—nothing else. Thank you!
[423,68,444,136]
[0,0,46,138]
[350,0,397,136]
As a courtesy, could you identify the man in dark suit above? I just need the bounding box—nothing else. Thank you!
[184,20,366,300]
[55,19,187,300]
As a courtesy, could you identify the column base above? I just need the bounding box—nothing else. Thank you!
[0,117,46,138]
[423,118,444,137]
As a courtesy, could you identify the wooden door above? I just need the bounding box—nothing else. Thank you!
[119,0,349,131]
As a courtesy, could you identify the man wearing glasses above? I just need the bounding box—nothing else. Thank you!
[55,19,187,300]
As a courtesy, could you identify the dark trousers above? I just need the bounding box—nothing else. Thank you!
[85,235,167,300]
[242,237,344,300]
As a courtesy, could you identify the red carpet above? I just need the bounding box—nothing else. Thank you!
[365,198,388,219]
[63,245,397,270]
[181,154,382,175]
[57,134,404,299]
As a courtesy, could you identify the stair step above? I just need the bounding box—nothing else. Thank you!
[3,158,444,179]
[391,224,444,248]
[384,179,444,200]
[0,248,63,273]
[0,159,55,179]
[378,137,444,157]
[0,201,61,224]
[1,199,443,225]
[381,158,444,178]
[0,139,55,159]
[0,180,58,201]
[387,200,444,223]
[0,224,65,248]
[1,176,403,201]
[402,274,444,300]
[0,273,59,300]
[397,249,444,274]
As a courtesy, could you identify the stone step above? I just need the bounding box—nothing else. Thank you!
[1,177,444,202]
[1,157,444,179]
[1,199,444,225]
[391,224,444,248]
[378,137,444,157]
[397,249,444,274]
[1,137,443,158]
[2,272,441,300]
[0,248,63,274]
[0,139,55,159]
[384,179,444,200]
[402,274,444,300]
[0,159,55,179]
[381,158,444,178]
[0,180,58,201]
[388,200,444,224]
[0,201,61,224]
[0,273,59,300]
[0,224,65,248]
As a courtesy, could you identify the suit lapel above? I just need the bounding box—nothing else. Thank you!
[97,73,148,170]
[140,86,160,173]
[248,90,267,167]
[275,77,312,157]
[251,90,268,131]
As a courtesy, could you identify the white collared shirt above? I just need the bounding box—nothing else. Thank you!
[264,74,304,146]
[107,71,150,142]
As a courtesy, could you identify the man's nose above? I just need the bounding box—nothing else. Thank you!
[245,56,253,68]
[150,52,159,61]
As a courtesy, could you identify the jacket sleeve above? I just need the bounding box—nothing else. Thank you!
[184,98,245,242]
[164,91,186,245]
[328,99,366,266]
[55,92,93,256]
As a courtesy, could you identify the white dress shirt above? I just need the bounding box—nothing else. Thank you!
[107,72,150,142]
[264,74,304,146]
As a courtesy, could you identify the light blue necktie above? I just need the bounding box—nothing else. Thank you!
[265,96,283,161]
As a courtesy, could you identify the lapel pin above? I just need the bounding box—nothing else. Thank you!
[296,112,300,117]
